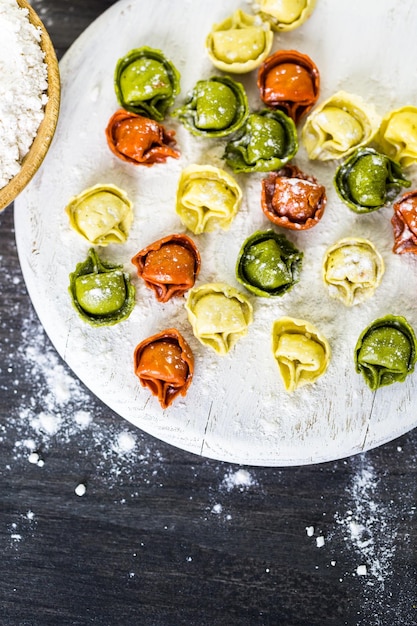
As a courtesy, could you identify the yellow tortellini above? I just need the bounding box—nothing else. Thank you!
[376,106,417,167]
[253,0,316,31]
[272,317,331,392]
[302,91,381,161]
[65,183,133,246]
[206,9,273,73]
[322,237,385,306]
[176,164,242,234]
[185,282,253,355]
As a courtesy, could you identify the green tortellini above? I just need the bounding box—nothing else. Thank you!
[322,237,385,306]
[272,317,331,392]
[354,315,417,390]
[174,75,249,137]
[376,106,417,167]
[302,91,381,161]
[206,9,273,73]
[236,230,303,297]
[69,248,135,326]
[253,0,317,32]
[176,164,242,234]
[114,47,180,121]
[334,147,411,213]
[224,110,298,173]
[185,282,253,355]
[65,183,133,246]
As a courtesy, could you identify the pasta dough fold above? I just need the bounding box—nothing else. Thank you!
[224,109,298,173]
[272,317,330,392]
[176,164,242,234]
[206,9,273,73]
[65,183,133,246]
[131,234,201,302]
[377,106,417,167]
[334,147,410,213]
[322,238,384,306]
[114,47,180,121]
[134,329,194,408]
[354,316,417,390]
[185,283,253,355]
[302,91,380,161]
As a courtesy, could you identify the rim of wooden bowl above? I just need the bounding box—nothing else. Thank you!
[0,0,61,212]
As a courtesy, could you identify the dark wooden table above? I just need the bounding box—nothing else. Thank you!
[1,2,416,624]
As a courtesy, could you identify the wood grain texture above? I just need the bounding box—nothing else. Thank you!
[1,2,417,625]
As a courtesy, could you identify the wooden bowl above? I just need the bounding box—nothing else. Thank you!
[0,0,60,211]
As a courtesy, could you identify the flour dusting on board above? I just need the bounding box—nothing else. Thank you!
[15,0,417,466]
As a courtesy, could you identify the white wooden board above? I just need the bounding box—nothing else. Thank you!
[14,0,417,465]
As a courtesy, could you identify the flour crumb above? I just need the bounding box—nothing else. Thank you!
[222,468,257,491]
[74,410,93,429]
[356,564,367,576]
[30,412,62,436]
[316,536,325,548]
[75,483,86,497]
[113,430,136,455]
[27,451,44,467]
[28,451,40,464]
[306,525,314,537]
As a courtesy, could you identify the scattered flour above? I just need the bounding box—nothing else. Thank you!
[222,468,258,491]
[3,310,164,485]
[334,456,397,583]
[0,0,48,188]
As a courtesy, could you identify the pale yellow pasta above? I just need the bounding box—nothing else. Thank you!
[65,183,133,246]
[302,91,380,161]
[272,317,330,392]
[206,9,273,73]
[322,237,384,306]
[176,164,242,234]
[254,0,316,31]
[376,106,417,167]
[185,282,253,355]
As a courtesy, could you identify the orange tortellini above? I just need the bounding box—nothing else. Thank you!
[376,106,417,167]
[272,317,331,392]
[176,164,242,234]
[65,183,134,246]
[185,282,253,355]
[322,237,385,306]
[134,328,194,408]
[392,191,417,255]
[206,9,273,73]
[253,0,317,32]
[302,91,381,161]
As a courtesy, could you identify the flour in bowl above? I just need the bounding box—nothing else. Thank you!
[0,0,48,188]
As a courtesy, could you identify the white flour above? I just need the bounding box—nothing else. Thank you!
[0,0,48,188]
[334,456,397,583]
